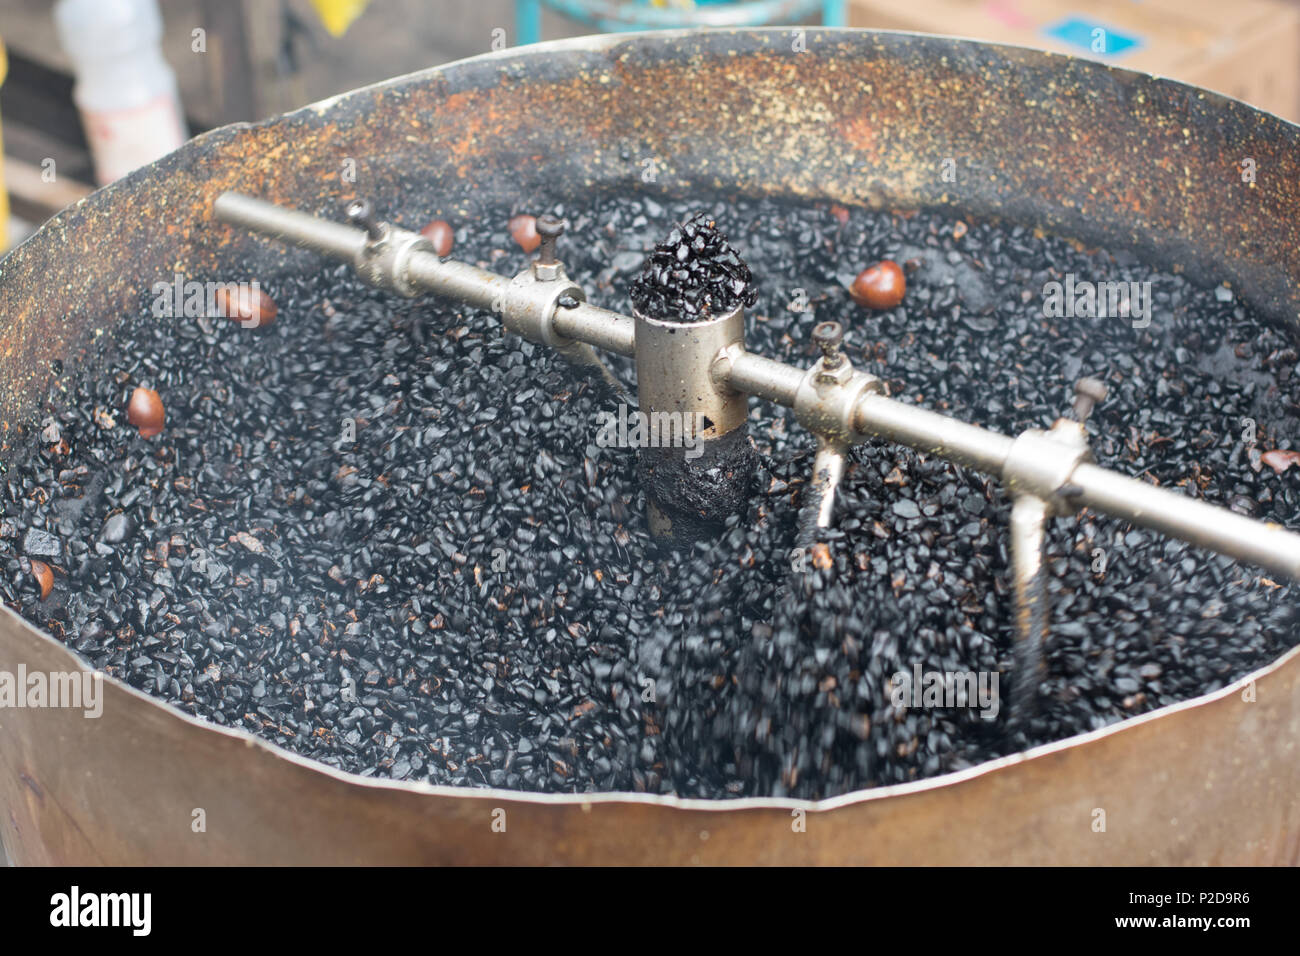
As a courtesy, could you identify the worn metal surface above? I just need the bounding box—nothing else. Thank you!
[1,29,1299,864]
[3,600,1297,865]
[635,304,755,537]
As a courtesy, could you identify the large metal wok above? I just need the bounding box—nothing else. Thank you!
[1,28,1298,865]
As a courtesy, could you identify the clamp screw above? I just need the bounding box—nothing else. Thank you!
[1072,377,1108,422]
[536,215,564,265]
[344,198,385,241]
[813,320,845,371]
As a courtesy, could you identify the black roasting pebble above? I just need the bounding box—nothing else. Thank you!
[100,513,132,544]
[1,193,1297,801]
[22,528,62,559]
[892,499,920,519]
[629,213,758,321]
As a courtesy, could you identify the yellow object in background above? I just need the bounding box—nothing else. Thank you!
[0,33,9,251]
[309,0,371,37]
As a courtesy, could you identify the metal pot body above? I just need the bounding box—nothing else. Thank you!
[1,29,1297,864]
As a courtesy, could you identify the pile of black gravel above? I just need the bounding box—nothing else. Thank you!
[2,193,1298,799]
[629,213,757,321]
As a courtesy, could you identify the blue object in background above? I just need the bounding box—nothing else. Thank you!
[517,0,846,46]
[1042,16,1143,57]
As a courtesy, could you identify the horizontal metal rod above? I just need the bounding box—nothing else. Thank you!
[553,303,636,357]
[406,254,508,312]
[212,193,1300,581]
[724,350,806,406]
[853,392,1016,474]
[216,193,636,355]
[1071,462,1300,581]
[851,391,1300,580]
[213,192,367,262]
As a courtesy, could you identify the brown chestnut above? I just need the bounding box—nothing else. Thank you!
[420,219,454,257]
[509,214,541,253]
[127,386,165,438]
[31,560,53,600]
[214,286,277,328]
[850,260,906,310]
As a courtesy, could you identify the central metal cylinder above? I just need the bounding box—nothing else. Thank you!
[633,304,756,540]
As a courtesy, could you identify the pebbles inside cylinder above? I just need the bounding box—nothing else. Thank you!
[630,214,759,540]
[633,304,756,539]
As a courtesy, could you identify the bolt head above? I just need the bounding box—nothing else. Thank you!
[812,320,844,353]
[345,199,372,223]
[536,214,565,239]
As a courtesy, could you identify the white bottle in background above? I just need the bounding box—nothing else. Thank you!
[54,0,188,186]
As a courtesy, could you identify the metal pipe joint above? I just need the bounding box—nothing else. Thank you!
[343,200,438,298]
[794,360,886,444]
[1002,419,1093,516]
[501,267,585,350]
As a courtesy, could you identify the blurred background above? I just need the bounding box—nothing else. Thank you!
[0,0,1296,252]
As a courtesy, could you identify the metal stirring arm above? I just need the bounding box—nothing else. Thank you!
[1004,380,1108,716]
[213,192,1300,705]
[1009,494,1051,715]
